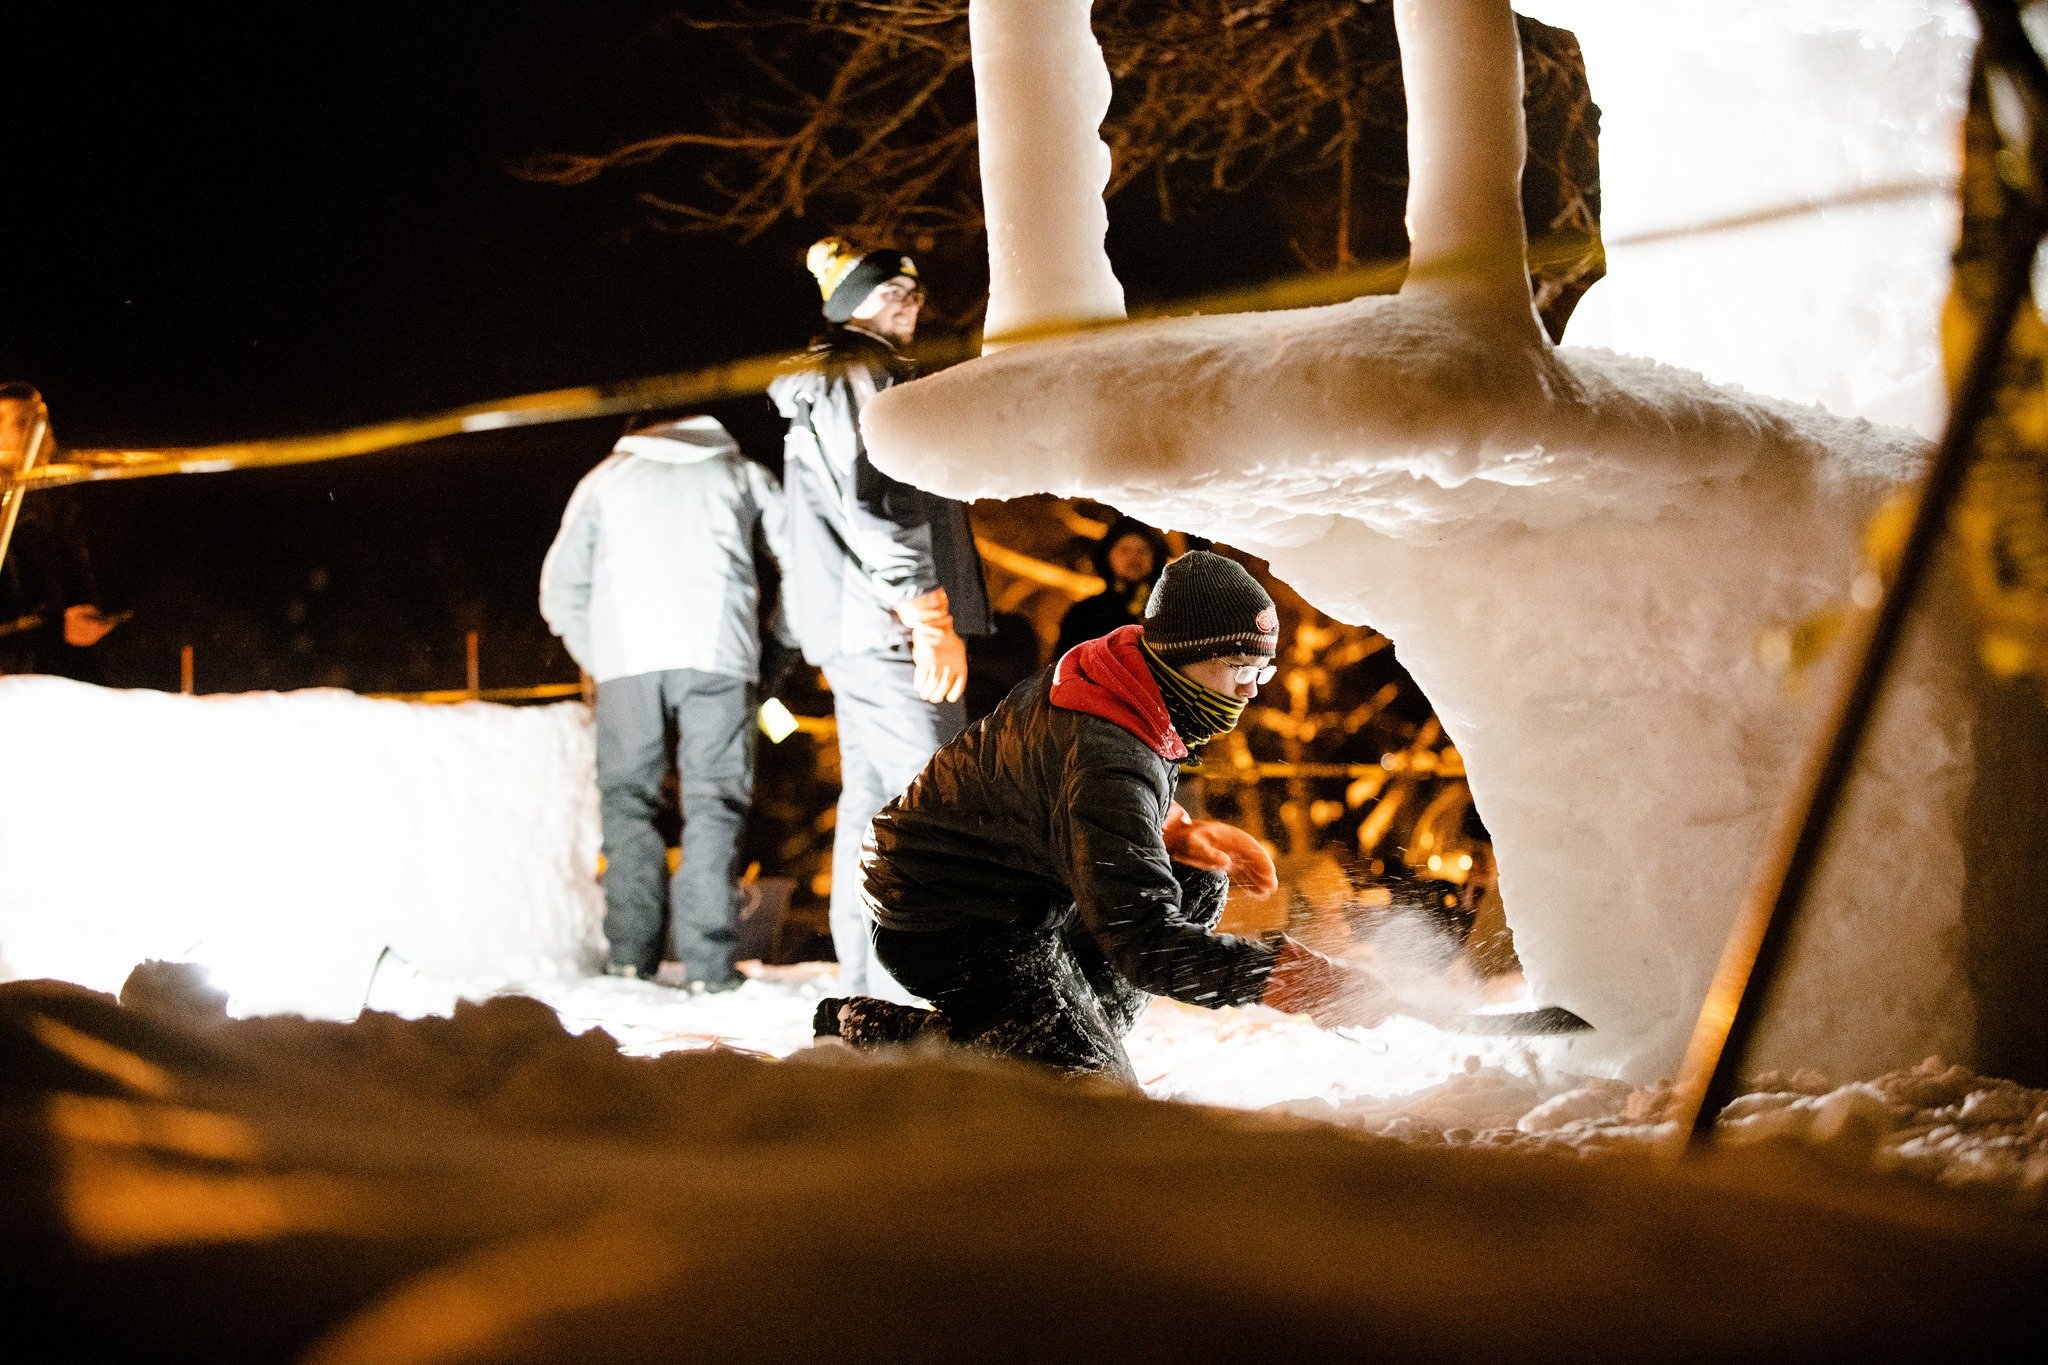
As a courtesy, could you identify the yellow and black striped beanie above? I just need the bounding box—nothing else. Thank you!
[807,236,919,323]
[1142,551,1279,664]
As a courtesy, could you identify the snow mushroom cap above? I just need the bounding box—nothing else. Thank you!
[1142,551,1278,663]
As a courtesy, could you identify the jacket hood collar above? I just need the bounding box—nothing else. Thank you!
[615,415,736,464]
[1049,625,1187,762]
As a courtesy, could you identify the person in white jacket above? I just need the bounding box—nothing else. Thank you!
[540,414,788,987]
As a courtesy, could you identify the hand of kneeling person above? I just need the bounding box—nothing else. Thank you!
[1260,937,1396,1030]
[1162,804,1278,897]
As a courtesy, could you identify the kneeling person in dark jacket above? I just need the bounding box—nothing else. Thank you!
[817,551,1393,1082]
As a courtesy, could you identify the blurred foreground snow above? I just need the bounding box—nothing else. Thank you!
[407,960,2048,1206]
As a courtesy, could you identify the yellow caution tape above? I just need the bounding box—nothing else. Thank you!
[6,181,1949,496]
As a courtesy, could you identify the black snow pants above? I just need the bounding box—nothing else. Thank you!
[823,864,1228,1084]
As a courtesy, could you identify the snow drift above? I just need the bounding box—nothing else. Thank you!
[7,977,2043,1360]
[0,678,603,1014]
[864,0,1990,1081]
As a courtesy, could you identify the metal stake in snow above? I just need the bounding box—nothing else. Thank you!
[970,0,1125,350]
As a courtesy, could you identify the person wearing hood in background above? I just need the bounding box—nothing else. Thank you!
[814,551,1396,1081]
[540,414,788,990]
[767,237,991,1002]
[1053,515,1170,661]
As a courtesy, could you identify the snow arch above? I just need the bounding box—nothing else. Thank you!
[865,0,1987,1081]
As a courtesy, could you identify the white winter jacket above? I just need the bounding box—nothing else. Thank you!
[539,416,787,684]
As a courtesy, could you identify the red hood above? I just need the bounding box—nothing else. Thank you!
[1049,625,1187,762]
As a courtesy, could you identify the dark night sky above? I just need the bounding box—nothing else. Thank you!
[3,2,1351,696]
[4,2,846,693]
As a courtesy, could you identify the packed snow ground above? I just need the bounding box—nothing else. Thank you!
[11,974,2043,1360]
[370,958,2048,1207]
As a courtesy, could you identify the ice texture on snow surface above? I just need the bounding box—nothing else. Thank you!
[0,679,604,1014]
[864,0,1982,1081]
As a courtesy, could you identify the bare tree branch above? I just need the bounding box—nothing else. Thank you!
[511,0,1603,336]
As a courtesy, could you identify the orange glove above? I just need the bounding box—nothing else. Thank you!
[896,588,968,704]
[1161,803,1278,897]
[1260,936,1396,1029]
[63,604,129,648]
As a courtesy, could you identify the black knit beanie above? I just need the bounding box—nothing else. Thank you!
[1142,551,1279,663]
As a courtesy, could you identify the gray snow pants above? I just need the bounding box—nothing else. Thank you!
[594,668,754,982]
[820,648,965,1000]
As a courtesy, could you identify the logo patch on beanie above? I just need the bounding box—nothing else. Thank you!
[1256,606,1279,634]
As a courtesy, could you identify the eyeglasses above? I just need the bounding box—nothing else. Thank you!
[1223,660,1277,686]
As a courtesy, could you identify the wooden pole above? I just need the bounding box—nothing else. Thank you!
[179,645,195,696]
[0,388,52,579]
[465,630,481,698]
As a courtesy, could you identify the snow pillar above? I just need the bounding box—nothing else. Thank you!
[970,0,1126,349]
[1394,0,1544,334]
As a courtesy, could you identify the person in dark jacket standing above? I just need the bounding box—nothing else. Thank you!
[767,237,992,1001]
[1052,515,1169,661]
[817,551,1393,1081]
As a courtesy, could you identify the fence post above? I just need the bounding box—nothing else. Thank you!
[0,386,52,579]
[179,646,195,696]
[465,630,481,698]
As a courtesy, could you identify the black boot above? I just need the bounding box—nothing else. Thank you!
[813,995,946,1047]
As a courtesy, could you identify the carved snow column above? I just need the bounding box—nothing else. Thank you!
[1395,0,1544,340]
[969,0,1126,350]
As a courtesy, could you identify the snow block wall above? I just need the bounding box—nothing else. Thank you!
[863,0,1992,1082]
[0,679,604,1016]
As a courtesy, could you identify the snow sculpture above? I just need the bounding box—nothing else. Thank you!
[864,0,1984,1080]
[0,678,605,1016]
[971,0,1126,346]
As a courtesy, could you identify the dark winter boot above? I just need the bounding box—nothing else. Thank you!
[813,995,947,1047]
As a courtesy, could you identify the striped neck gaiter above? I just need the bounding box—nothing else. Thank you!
[1140,635,1247,749]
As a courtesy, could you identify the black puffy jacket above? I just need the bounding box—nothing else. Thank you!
[861,631,1278,1009]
